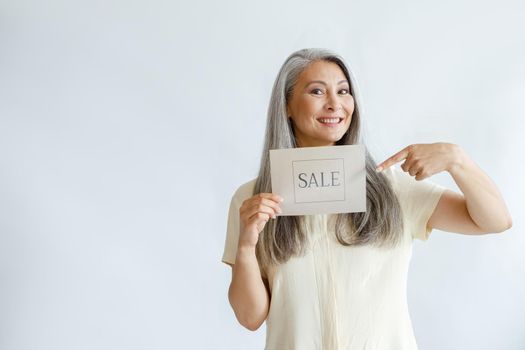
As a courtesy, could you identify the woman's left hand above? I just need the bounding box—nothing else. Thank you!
[375,142,464,180]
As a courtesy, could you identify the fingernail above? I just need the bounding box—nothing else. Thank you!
[279,197,284,202]
[376,166,383,172]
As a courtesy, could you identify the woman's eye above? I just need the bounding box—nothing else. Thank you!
[310,88,350,95]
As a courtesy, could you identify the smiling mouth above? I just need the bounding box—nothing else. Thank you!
[317,117,344,125]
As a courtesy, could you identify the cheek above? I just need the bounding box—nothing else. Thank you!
[296,98,319,117]
[345,98,355,110]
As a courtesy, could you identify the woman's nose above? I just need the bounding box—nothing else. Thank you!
[325,91,342,111]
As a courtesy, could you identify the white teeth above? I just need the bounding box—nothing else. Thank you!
[318,118,340,124]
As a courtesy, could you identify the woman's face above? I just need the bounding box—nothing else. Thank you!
[286,60,354,148]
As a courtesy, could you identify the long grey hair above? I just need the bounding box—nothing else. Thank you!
[254,48,404,277]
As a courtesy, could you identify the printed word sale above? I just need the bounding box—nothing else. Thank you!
[297,171,341,188]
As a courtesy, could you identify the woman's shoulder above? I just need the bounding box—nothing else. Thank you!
[380,166,401,189]
[231,177,258,202]
[380,165,447,204]
[379,166,414,202]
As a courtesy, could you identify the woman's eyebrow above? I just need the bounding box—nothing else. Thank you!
[305,80,349,87]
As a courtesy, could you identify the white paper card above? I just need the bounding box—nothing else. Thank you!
[269,145,366,216]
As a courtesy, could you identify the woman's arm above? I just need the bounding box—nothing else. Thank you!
[228,246,270,331]
[226,192,280,330]
[377,143,512,234]
[427,145,512,233]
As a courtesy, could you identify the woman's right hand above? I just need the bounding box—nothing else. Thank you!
[238,193,283,249]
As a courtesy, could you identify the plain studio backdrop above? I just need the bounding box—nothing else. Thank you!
[0,0,524,349]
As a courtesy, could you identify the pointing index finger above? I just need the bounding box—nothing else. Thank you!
[376,147,410,172]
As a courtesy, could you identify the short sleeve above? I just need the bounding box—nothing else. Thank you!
[221,178,257,266]
[385,167,447,241]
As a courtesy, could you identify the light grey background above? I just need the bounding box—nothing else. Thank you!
[0,0,523,349]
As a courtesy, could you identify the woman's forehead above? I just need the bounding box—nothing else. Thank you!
[299,61,347,83]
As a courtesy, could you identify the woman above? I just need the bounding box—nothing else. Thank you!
[221,48,512,349]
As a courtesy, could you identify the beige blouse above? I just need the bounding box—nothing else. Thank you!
[221,167,447,350]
